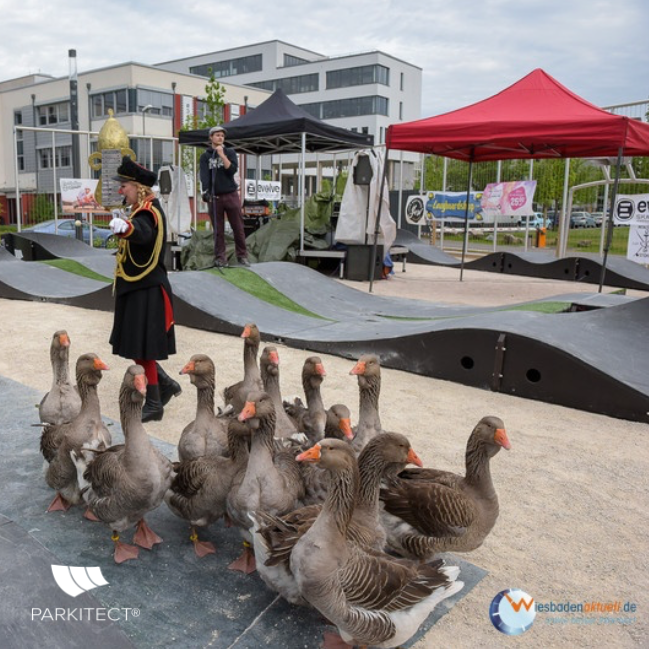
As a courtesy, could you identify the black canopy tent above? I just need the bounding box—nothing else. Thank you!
[179,89,373,251]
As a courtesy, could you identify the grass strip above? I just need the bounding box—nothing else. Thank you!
[40,259,112,283]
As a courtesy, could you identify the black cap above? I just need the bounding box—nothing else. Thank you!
[112,156,157,187]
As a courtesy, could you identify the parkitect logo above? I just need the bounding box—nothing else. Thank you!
[30,565,140,623]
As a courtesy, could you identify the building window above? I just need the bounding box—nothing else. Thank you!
[38,146,72,169]
[14,111,24,171]
[136,89,174,117]
[399,101,403,120]
[326,65,390,89]
[37,102,70,126]
[284,54,309,67]
[195,99,224,125]
[91,89,129,118]
[248,73,319,94]
[190,54,263,79]
[400,72,404,91]
[300,95,389,119]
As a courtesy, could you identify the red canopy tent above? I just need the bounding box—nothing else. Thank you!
[385,69,649,285]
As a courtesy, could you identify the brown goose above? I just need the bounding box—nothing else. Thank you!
[349,354,383,452]
[324,404,354,442]
[285,356,327,444]
[289,439,463,648]
[39,330,82,425]
[251,432,423,606]
[226,391,305,573]
[165,418,250,557]
[380,415,511,561]
[222,323,263,414]
[177,354,228,461]
[40,353,111,512]
[259,345,298,440]
[72,365,174,563]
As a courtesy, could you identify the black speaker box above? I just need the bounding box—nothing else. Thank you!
[353,154,373,186]
[345,244,383,281]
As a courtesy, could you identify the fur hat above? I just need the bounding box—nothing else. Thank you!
[112,156,157,187]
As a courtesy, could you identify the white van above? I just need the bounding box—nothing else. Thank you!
[518,213,544,228]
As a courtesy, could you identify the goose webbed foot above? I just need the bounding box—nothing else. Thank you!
[46,492,71,512]
[133,519,163,549]
[112,532,139,564]
[83,507,100,521]
[321,631,355,648]
[227,541,256,574]
[190,527,216,558]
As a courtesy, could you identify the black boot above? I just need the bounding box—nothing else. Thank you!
[142,384,164,422]
[156,362,182,406]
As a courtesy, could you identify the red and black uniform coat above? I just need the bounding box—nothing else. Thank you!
[109,197,176,360]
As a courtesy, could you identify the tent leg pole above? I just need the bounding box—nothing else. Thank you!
[459,160,473,282]
[369,153,389,293]
[598,147,623,293]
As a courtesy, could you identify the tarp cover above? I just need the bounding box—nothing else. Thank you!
[386,69,649,161]
[179,88,374,155]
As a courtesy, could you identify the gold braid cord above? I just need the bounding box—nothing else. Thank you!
[113,200,165,292]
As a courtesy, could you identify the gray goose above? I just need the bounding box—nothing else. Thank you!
[289,439,463,648]
[350,354,383,452]
[72,365,174,563]
[165,417,250,557]
[260,345,299,440]
[177,354,228,461]
[380,415,511,561]
[40,353,111,512]
[250,432,423,607]
[222,323,263,414]
[39,330,82,425]
[284,356,327,444]
[226,391,305,573]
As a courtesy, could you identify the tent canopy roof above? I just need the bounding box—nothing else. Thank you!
[386,69,649,161]
[179,88,374,155]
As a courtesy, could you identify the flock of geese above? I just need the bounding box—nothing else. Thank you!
[37,325,511,649]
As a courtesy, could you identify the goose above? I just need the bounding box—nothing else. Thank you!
[324,404,354,442]
[259,345,299,440]
[289,439,464,648]
[349,354,383,452]
[177,354,229,461]
[226,391,305,573]
[222,323,263,414]
[165,417,250,557]
[39,330,82,425]
[41,353,111,512]
[72,365,174,563]
[283,356,327,444]
[250,432,423,607]
[380,415,511,561]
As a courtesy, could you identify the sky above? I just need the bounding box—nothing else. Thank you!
[1,0,647,117]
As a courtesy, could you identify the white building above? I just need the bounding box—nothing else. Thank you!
[157,40,422,190]
[0,61,270,224]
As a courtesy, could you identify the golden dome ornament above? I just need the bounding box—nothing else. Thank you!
[88,109,136,208]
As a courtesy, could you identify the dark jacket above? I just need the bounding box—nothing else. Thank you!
[199,146,239,196]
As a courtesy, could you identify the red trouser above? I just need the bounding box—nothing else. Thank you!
[209,191,247,262]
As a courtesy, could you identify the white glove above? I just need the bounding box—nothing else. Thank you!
[109,217,129,234]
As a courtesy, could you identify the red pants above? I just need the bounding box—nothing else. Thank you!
[209,191,247,262]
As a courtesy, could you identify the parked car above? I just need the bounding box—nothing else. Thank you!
[518,213,544,229]
[569,211,596,228]
[591,211,604,227]
[22,219,115,247]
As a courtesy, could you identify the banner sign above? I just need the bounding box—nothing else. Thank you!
[480,180,537,217]
[627,223,649,264]
[244,179,281,202]
[404,191,484,224]
[614,194,649,225]
[60,178,102,213]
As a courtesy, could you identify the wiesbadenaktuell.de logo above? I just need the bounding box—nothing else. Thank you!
[30,565,139,622]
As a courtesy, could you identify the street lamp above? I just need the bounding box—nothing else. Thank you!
[141,104,153,167]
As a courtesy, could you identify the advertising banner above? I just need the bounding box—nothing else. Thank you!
[626,224,649,264]
[404,191,484,224]
[244,179,281,202]
[480,180,537,217]
[60,178,102,213]
[614,194,649,225]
